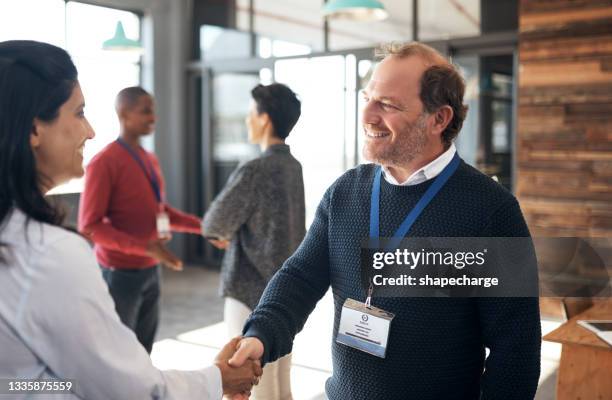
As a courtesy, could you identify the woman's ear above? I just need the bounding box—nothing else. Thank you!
[30,119,43,149]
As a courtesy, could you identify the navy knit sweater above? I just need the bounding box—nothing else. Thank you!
[244,160,541,400]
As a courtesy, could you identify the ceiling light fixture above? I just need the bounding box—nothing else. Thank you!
[102,21,143,53]
[323,0,389,21]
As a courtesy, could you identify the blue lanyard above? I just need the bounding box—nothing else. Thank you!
[369,153,460,250]
[116,138,161,203]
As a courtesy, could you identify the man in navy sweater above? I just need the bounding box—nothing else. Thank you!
[227,42,541,400]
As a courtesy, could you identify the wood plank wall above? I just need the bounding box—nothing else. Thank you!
[518,0,612,238]
[519,1,612,317]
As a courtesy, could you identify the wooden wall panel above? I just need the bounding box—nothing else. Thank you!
[521,6,612,29]
[518,0,612,238]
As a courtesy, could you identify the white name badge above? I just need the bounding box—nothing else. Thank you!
[156,212,171,239]
[336,298,394,358]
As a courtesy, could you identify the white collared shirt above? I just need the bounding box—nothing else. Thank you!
[382,143,457,186]
[0,208,222,400]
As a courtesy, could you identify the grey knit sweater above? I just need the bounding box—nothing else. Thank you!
[202,144,306,309]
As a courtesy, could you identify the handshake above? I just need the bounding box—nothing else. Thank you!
[214,336,265,399]
[145,237,230,271]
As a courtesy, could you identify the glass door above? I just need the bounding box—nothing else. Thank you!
[210,72,262,194]
[195,68,269,265]
[274,55,351,225]
[454,52,516,191]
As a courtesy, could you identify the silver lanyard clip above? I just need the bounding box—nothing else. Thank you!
[365,281,374,309]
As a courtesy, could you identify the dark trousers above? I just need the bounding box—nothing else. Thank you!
[101,265,160,353]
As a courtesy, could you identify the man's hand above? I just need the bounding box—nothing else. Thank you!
[215,337,263,398]
[228,337,265,368]
[146,239,183,271]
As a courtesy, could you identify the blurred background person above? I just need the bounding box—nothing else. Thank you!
[78,86,203,353]
[202,83,304,400]
[0,40,261,400]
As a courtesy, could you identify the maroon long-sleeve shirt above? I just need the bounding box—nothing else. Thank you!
[78,140,201,269]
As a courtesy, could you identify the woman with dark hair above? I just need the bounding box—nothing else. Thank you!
[202,83,305,400]
[0,40,260,399]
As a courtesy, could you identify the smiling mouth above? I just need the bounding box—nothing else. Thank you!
[365,130,390,139]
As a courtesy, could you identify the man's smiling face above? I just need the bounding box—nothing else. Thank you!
[361,55,433,168]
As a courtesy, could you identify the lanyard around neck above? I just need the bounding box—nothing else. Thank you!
[116,138,161,203]
[369,153,460,250]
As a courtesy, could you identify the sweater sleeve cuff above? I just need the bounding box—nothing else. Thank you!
[201,219,229,240]
[169,213,203,233]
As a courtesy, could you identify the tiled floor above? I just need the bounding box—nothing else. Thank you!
[152,266,559,400]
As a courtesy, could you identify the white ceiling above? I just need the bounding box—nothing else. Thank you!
[235,0,480,50]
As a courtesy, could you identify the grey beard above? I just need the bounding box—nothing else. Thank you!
[363,113,429,168]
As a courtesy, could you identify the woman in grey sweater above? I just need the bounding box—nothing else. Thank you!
[202,83,305,400]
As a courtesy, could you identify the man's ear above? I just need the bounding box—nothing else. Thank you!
[432,105,454,136]
[117,108,128,121]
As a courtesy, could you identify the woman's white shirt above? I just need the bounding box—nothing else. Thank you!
[0,209,221,399]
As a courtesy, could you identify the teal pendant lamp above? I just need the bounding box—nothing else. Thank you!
[323,0,388,21]
[102,21,143,52]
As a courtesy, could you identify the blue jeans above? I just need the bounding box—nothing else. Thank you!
[101,265,160,353]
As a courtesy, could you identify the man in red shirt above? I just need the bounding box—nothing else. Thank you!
[79,87,202,353]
